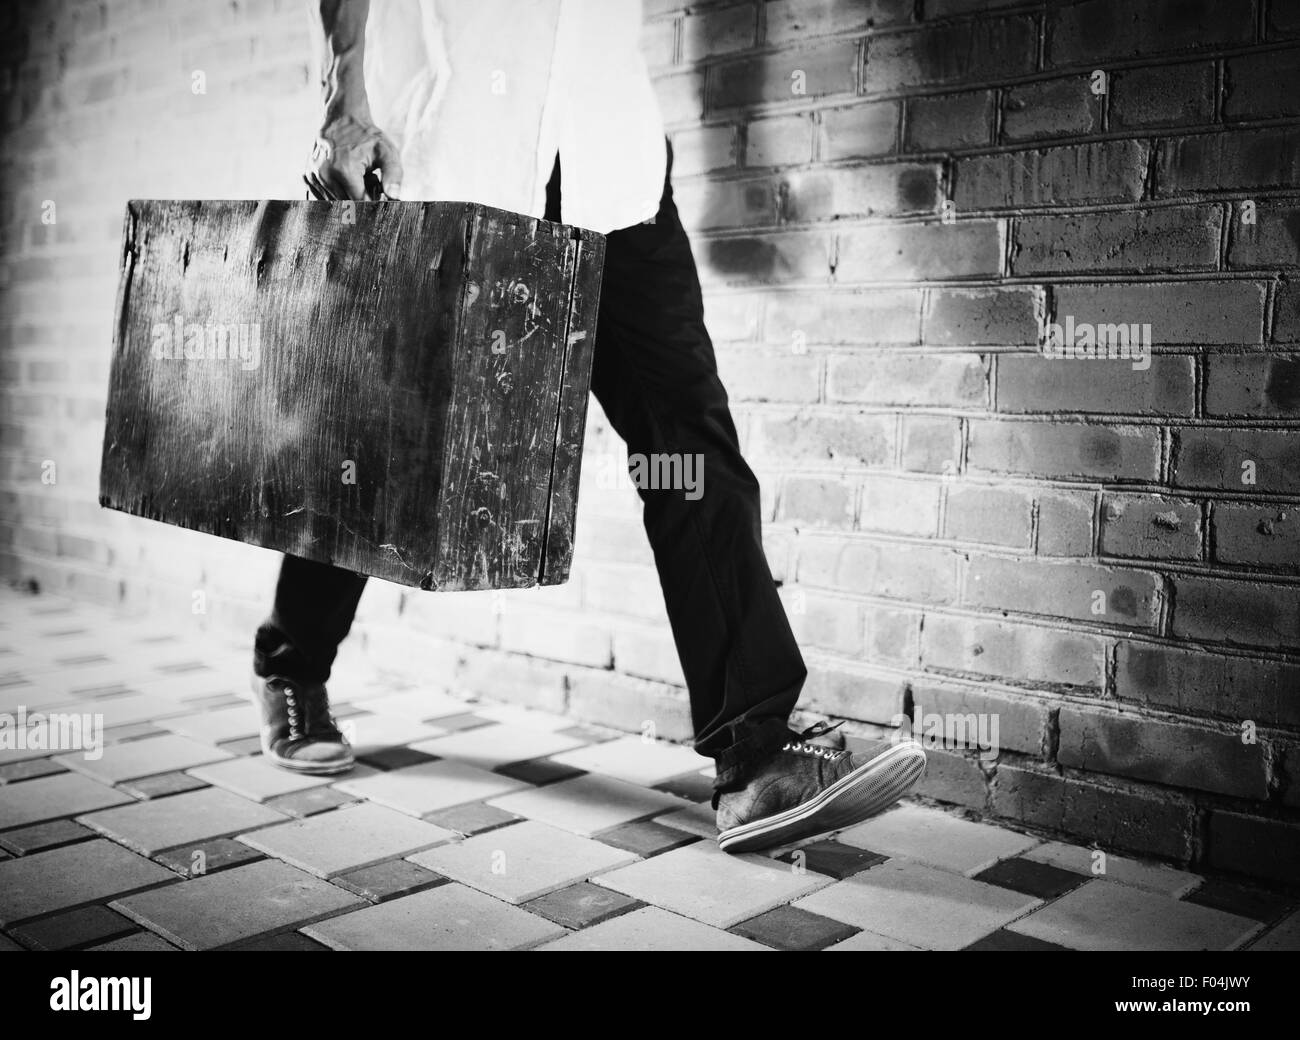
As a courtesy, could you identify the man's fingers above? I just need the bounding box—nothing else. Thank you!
[374,137,405,198]
[304,170,335,201]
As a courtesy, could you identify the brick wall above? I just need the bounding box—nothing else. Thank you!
[2,0,1298,885]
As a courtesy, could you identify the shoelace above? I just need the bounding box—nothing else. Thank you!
[276,680,335,742]
[781,720,848,760]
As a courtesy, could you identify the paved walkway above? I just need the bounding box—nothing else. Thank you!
[0,588,1295,951]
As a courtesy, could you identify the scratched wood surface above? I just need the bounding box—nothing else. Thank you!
[99,199,604,590]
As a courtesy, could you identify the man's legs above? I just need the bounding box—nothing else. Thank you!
[253,555,367,683]
[573,144,806,795]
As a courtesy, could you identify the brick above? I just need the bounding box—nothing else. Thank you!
[699,230,833,283]
[1224,49,1300,121]
[0,772,132,831]
[1052,281,1266,345]
[920,616,1104,690]
[1209,354,1300,418]
[827,352,986,407]
[1046,0,1254,66]
[901,415,961,472]
[1206,811,1300,886]
[745,113,813,167]
[923,287,1043,346]
[835,221,1003,281]
[765,289,921,344]
[807,538,963,604]
[943,485,1034,548]
[640,19,677,68]
[968,420,1160,482]
[799,659,905,723]
[669,124,738,175]
[716,348,820,402]
[0,839,173,927]
[790,589,865,653]
[859,476,940,536]
[996,354,1194,416]
[904,90,994,151]
[913,676,1057,756]
[818,102,899,160]
[955,141,1148,210]
[1276,281,1300,343]
[1171,575,1300,650]
[863,602,921,667]
[1058,706,1267,798]
[1002,75,1100,142]
[1213,502,1300,569]
[765,0,909,43]
[1160,128,1300,195]
[1228,201,1300,268]
[1269,3,1300,38]
[864,15,1037,92]
[965,556,1161,629]
[1110,62,1216,129]
[709,38,858,109]
[653,69,705,124]
[1099,492,1201,560]
[1022,841,1202,896]
[674,175,778,229]
[781,163,941,221]
[912,746,988,809]
[751,410,893,467]
[1012,205,1222,275]
[681,3,756,62]
[992,763,1195,861]
[1115,641,1300,729]
[1173,427,1300,492]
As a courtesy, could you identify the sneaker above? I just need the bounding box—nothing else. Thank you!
[716,723,925,854]
[249,672,354,775]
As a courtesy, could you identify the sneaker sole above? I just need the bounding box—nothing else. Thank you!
[250,673,355,776]
[716,740,926,854]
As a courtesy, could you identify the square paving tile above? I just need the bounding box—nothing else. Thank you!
[488,773,684,837]
[825,930,923,951]
[1185,879,1295,923]
[550,735,705,786]
[731,904,859,951]
[335,759,528,817]
[153,837,264,878]
[118,771,210,800]
[341,714,448,756]
[837,803,1039,875]
[186,755,339,802]
[776,840,886,880]
[965,929,1069,951]
[303,883,564,950]
[1022,841,1202,897]
[594,842,829,929]
[0,839,175,925]
[333,860,447,902]
[88,931,179,952]
[974,857,1091,900]
[494,758,586,786]
[356,746,438,771]
[0,818,96,856]
[427,712,496,732]
[423,802,520,836]
[539,906,770,951]
[1008,880,1261,951]
[229,931,330,951]
[265,786,358,818]
[10,904,138,951]
[112,858,363,950]
[652,771,716,803]
[523,882,643,930]
[356,690,476,721]
[413,724,585,770]
[73,692,191,728]
[1250,911,1300,951]
[0,772,133,830]
[411,820,638,904]
[78,787,288,856]
[0,758,68,784]
[475,704,574,731]
[598,819,700,857]
[54,734,231,785]
[794,859,1041,950]
[239,803,456,878]
[655,801,718,840]
[158,705,260,745]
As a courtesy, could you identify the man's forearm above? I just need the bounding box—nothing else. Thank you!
[309,0,371,122]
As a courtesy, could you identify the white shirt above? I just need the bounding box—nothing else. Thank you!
[361,0,667,234]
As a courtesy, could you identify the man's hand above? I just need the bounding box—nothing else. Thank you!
[304,112,404,201]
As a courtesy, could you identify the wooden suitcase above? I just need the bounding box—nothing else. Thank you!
[99,199,604,590]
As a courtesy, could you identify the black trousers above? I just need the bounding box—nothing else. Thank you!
[255,141,806,790]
